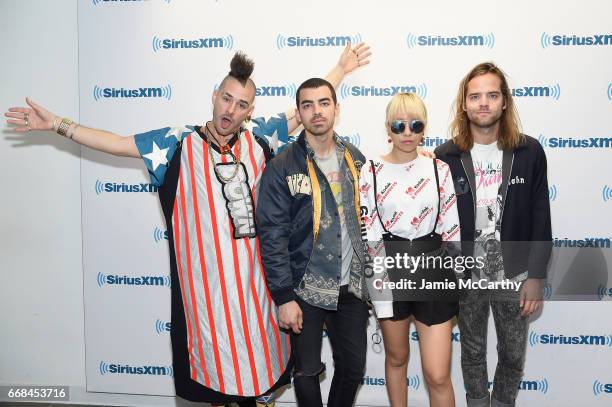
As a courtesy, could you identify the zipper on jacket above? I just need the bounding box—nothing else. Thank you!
[460,159,477,229]
[302,156,320,278]
[498,152,515,230]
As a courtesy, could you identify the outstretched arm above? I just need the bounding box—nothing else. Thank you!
[5,97,139,158]
[285,42,371,134]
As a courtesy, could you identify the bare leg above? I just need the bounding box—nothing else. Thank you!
[415,319,455,407]
[380,318,411,407]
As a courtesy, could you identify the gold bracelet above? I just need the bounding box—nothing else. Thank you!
[52,116,59,132]
[57,118,75,137]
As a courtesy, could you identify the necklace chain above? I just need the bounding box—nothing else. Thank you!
[205,122,241,183]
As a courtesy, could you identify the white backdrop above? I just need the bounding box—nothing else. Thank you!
[2,0,611,406]
[79,0,611,406]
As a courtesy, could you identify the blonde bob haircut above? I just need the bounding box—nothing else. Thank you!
[385,92,428,129]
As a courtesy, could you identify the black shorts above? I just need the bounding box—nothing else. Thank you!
[389,300,458,326]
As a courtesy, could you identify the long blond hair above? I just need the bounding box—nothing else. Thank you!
[450,62,523,151]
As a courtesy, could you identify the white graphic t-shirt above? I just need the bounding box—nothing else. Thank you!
[471,141,525,283]
[360,156,461,317]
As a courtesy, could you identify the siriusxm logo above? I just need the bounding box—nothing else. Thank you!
[361,375,421,389]
[487,379,549,393]
[511,84,560,100]
[411,330,460,343]
[552,237,611,248]
[539,282,612,300]
[339,83,427,100]
[155,319,171,334]
[597,285,612,300]
[542,283,552,300]
[593,380,612,396]
[420,136,446,148]
[96,272,171,287]
[538,134,612,149]
[339,133,360,148]
[99,361,173,376]
[93,85,172,101]
[154,227,168,243]
[548,185,558,201]
[406,33,494,49]
[529,332,612,347]
[541,32,612,48]
[276,33,362,49]
[152,35,233,52]
[603,185,612,202]
[256,84,297,98]
[407,375,420,389]
[95,180,158,195]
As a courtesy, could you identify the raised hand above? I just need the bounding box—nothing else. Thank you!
[338,42,372,75]
[5,97,55,132]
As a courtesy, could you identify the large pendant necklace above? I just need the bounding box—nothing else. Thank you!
[205,122,241,183]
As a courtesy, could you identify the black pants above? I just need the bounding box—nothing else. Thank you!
[290,286,369,407]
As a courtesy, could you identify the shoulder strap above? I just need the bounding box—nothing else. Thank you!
[344,148,361,224]
[369,160,391,234]
[431,159,441,234]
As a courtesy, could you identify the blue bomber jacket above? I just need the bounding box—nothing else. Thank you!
[256,131,368,310]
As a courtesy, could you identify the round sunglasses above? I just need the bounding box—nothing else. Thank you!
[390,119,425,134]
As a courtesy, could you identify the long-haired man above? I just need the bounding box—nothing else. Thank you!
[435,62,552,407]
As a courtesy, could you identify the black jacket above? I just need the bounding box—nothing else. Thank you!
[434,135,552,279]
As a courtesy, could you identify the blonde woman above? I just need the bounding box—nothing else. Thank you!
[360,93,461,406]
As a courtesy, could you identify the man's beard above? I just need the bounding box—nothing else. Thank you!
[304,118,334,137]
[468,111,502,129]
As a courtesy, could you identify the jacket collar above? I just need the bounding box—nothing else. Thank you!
[296,130,346,159]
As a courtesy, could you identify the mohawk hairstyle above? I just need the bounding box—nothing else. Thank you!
[228,51,255,86]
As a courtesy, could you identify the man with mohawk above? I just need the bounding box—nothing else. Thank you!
[4,44,370,407]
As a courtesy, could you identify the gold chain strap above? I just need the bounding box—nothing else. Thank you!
[205,123,241,183]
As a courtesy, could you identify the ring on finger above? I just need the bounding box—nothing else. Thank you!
[24,117,29,127]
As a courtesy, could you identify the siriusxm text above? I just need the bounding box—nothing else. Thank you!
[536,334,610,346]
[103,183,158,193]
[105,275,166,286]
[417,35,486,46]
[550,34,612,46]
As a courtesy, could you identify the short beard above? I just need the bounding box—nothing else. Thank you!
[468,112,502,130]
[304,121,334,137]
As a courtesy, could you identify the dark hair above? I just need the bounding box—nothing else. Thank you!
[226,51,254,86]
[296,78,337,107]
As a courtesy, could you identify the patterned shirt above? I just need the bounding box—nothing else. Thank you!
[133,115,291,398]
